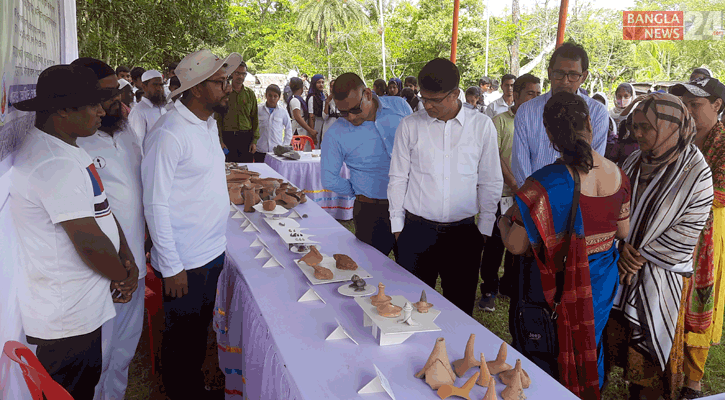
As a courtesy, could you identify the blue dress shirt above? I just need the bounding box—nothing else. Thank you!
[511,91,608,187]
[321,95,412,199]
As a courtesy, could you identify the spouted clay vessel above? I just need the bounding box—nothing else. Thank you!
[500,359,530,389]
[415,338,456,390]
[501,359,526,400]
[486,342,513,375]
[451,334,480,377]
[370,283,392,307]
[413,290,433,313]
[436,372,479,400]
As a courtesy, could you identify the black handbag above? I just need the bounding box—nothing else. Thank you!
[511,168,581,375]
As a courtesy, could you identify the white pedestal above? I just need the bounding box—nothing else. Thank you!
[355,295,441,346]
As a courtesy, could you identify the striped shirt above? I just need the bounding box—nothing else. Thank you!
[511,91,609,187]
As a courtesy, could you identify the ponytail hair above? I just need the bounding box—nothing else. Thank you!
[543,91,594,173]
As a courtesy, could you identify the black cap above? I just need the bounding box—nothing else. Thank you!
[670,77,725,101]
[71,57,117,80]
[13,65,117,112]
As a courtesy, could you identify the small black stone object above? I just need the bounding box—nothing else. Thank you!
[348,274,367,292]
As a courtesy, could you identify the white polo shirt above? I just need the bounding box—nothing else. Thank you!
[128,96,166,150]
[142,100,229,278]
[257,104,292,153]
[10,128,119,340]
[78,125,146,279]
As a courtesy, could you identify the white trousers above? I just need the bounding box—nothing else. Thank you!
[94,280,145,400]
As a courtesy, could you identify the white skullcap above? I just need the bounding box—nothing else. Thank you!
[141,69,163,82]
[118,78,131,89]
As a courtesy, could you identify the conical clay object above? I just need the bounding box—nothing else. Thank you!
[486,342,513,375]
[500,359,530,389]
[484,376,500,400]
[501,362,526,400]
[370,283,392,307]
[311,264,333,280]
[476,352,492,387]
[437,372,479,400]
[425,359,455,391]
[415,338,456,384]
[229,186,243,205]
[300,246,323,266]
[413,290,433,313]
[452,333,480,377]
[376,302,402,318]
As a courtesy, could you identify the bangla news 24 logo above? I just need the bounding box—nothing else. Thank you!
[623,11,725,41]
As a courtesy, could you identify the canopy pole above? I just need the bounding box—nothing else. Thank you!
[451,0,461,63]
[555,0,569,48]
[379,0,387,81]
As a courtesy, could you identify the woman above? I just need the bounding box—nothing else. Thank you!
[321,79,339,146]
[306,74,326,147]
[611,83,636,126]
[592,92,620,163]
[387,77,402,96]
[500,91,631,399]
[606,93,714,400]
[373,79,387,97]
[400,87,420,112]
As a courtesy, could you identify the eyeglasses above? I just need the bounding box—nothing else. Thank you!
[206,76,233,89]
[550,70,583,82]
[339,92,366,117]
[420,89,456,105]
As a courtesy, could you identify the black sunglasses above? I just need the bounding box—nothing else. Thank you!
[339,90,367,117]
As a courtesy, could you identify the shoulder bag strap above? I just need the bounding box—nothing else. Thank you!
[552,168,581,319]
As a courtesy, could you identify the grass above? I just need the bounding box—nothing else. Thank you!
[123,218,725,400]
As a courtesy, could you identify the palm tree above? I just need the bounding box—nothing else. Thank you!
[296,0,367,77]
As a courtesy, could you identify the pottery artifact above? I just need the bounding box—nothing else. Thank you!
[370,283,392,307]
[483,376,500,400]
[229,186,243,205]
[437,371,479,400]
[348,275,367,292]
[299,246,323,266]
[476,352,492,387]
[413,290,434,313]
[452,334,481,377]
[243,188,261,212]
[501,359,526,400]
[416,337,456,390]
[376,302,402,318]
[262,200,276,211]
[311,264,333,280]
[487,342,513,375]
[500,359,530,389]
[333,254,358,270]
[398,302,419,326]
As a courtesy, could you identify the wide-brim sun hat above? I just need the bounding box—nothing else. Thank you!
[14,64,118,112]
[170,50,242,99]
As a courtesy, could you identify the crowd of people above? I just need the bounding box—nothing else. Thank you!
[6,39,724,400]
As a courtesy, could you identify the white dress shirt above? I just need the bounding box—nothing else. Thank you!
[257,105,292,153]
[388,103,503,236]
[128,96,166,150]
[142,100,229,278]
[485,96,512,119]
[77,125,147,279]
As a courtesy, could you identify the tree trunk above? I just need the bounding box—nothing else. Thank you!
[510,0,520,76]
[326,41,332,79]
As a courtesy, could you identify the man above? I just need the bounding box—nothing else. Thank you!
[217,61,261,162]
[478,76,491,107]
[166,75,181,111]
[127,69,167,148]
[322,73,412,257]
[71,57,146,400]
[116,66,131,82]
[164,61,178,98]
[142,49,241,400]
[485,74,515,118]
[671,76,725,400]
[389,58,503,315]
[478,73,540,312]
[129,66,145,91]
[511,41,608,188]
[10,65,136,400]
[117,78,133,116]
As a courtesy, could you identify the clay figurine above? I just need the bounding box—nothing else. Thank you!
[229,186,243,205]
[415,337,456,390]
[452,334,481,377]
[348,275,367,292]
[262,200,276,211]
[333,254,358,270]
[486,342,513,375]
[413,290,434,313]
[501,359,526,400]
[476,352,492,387]
[376,302,402,318]
[311,264,333,280]
[299,246,323,266]
[398,301,419,326]
[436,371,479,400]
[243,188,261,212]
[370,283,392,307]
[483,376,500,400]
[500,359,530,389]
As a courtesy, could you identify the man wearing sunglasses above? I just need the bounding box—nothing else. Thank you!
[388,58,503,316]
[511,41,609,188]
[321,73,412,257]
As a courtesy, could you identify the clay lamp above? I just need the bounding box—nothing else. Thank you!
[500,359,530,389]
[376,302,402,318]
[415,337,456,390]
[370,283,392,307]
[501,359,526,400]
[413,290,434,313]
[452,334,480,377]
[437,371,479,400]
[486,342,513,375]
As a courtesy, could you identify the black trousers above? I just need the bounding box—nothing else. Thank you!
[396,213,484,315]
[26,326,102,400]
[353,199,397,258]
[480,205,517,297]
[222,130,265,163]
[153,253,225,399]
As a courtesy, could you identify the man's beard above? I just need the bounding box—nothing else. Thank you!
[148,92,167,107]
[99,100,127,134]
[211,97,230,114]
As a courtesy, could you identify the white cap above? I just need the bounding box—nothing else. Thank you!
[141,69,163,82]
[118,78,131,89]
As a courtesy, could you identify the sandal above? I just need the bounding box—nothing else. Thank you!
[679,387,703,399]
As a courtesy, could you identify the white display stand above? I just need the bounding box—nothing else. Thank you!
[325,318,358,345]
[358,364,397,399]
[253,203,289,217]
[354,295,441,346]
[240,219,250,228]
[261,256,283,268]
[298,283,326,303]
[255,248,271,259]
[295,255,372,285]
[263,217,319,245]
[231,211,244,219]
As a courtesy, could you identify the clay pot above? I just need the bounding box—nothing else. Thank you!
[243,188,261,212]
[413,290,433,313]
[333,254,358,270]
[370,283,392,307]
[437,371,479,400]
[376,302,402,318]
[486,342,513,375]
[476,352,492,387]
[501,359,526,400]
[300,246,323,266]
[311,264,333,280]
[227,170,252,181]
[500,359,530,389]
[416,338,456,390]
[262,200,276,211]
[229,186,243,205]
[452,334,480,377]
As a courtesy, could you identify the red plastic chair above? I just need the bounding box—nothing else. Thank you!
[2,340,74,400]
[144,263,164,376]
[291,135,315,151]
